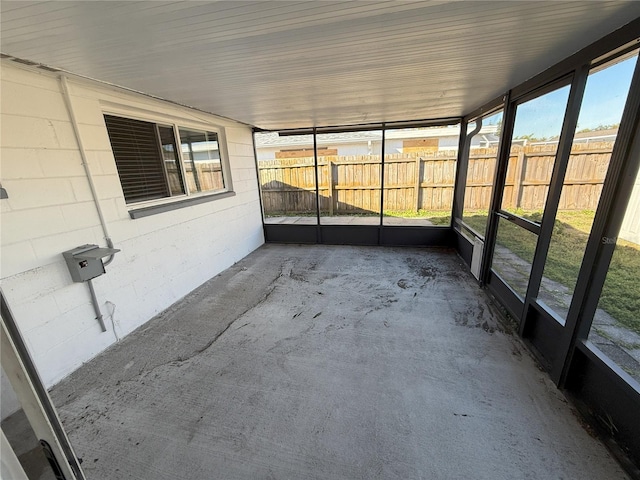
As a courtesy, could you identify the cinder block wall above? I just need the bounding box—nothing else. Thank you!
[0,61,264,417]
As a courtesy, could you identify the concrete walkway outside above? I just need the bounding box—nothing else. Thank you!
[492,244,640,382]
[265,215,436,226]
[50,245,628,479]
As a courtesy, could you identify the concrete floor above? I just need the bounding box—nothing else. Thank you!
[49,245,629,480]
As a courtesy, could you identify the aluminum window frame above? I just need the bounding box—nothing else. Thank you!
[102,109,234,216]
[497,75,575,229]
[453,104,506,242]
[176,126,227,196]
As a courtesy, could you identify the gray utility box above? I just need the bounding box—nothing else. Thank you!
[62,244,120,283]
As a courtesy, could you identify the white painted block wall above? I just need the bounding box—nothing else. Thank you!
[0,62,265,418]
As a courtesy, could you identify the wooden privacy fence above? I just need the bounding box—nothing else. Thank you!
[258,142,614,215]
[167,162,224,193]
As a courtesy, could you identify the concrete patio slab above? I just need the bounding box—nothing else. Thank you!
[49,245,628,480]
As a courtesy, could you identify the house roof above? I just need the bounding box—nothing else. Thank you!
[573,128,619,139]
[1,2,639,130]
[255,124,499,148]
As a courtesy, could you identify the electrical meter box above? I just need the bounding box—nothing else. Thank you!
[62,244,120,283]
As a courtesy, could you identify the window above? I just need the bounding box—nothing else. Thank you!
[382,125,460,227]
[318,129,382,225]
[461,110,503,237]
[490,83,571,300]
[254,131,318,224]
[501,85,571,220]
[104,115,227,204]
[538,53,639,321]
[589,163,640,384]
[178,128,225,194]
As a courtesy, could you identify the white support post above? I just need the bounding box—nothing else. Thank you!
[1,428,29,480]
[1,315,85,480]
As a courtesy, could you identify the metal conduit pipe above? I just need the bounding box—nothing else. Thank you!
[59,75,116,265]
[60,75,117,336]
[87,279,107,333]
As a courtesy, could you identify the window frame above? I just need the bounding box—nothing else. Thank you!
[455,107,505,241]
[176,126,227,196]
[102,106,233,217]
[498,76,574,230]
[157,122,186,198]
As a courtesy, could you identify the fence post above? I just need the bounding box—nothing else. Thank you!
[511,150,526,210]
[328,160,334,216]
[414,156,422,212]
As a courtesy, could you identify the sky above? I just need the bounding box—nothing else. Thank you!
[510,54,638,140]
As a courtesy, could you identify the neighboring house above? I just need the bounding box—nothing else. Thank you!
[255,125,501,160]
[529,128,619,146]
[571,128,619,144]
[0,60,264,418]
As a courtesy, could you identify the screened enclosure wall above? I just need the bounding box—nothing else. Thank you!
[253,24,640,469]
[452,37,640,468]
[255,132,318,225]
[255,123,461,228]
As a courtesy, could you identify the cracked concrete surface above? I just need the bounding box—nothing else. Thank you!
[50,245,629,479]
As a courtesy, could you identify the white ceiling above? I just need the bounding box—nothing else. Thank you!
[2,1,640,130]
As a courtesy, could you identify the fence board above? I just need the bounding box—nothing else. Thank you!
[258,143,614,215]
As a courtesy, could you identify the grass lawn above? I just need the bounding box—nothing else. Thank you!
[596,241,640,336]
